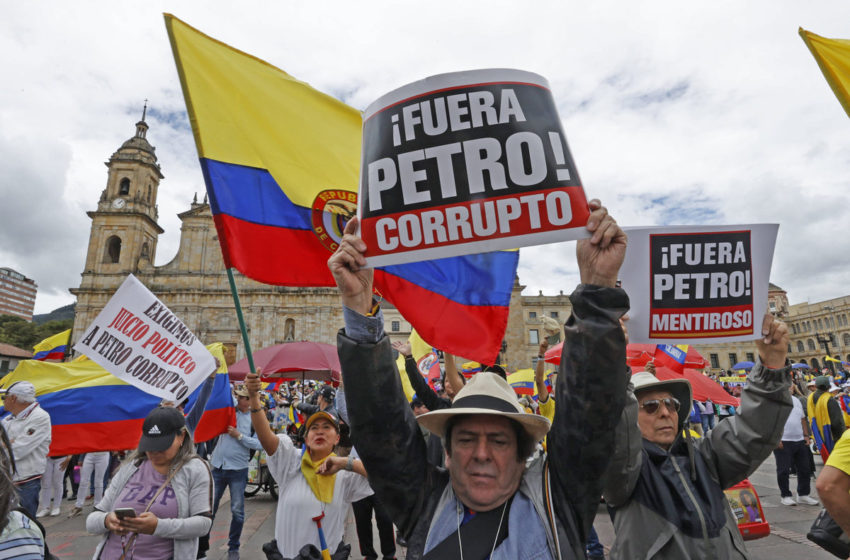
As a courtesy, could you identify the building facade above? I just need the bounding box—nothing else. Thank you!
[0,268,38,321]
[0,343,32,375]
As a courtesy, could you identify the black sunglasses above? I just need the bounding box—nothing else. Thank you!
[639,397,681,415]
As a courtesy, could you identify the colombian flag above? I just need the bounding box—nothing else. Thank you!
[32,329,71,361]
[654,344,688,374]
[164,15,518,364]
[800,28,850,119]
[0,343,234,455]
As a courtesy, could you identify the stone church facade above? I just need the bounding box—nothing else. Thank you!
[70,118,571,370]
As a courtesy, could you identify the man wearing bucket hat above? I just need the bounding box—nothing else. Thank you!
[1,381,52,517]
[602,315,792,559]
[329,199,630,559]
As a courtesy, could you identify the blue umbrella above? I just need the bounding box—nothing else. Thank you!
[732,361,755,371]
[792,363,809,369]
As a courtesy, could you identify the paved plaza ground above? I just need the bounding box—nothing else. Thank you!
[42,450,835,559]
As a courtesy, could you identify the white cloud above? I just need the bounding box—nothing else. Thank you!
[1,0,849,314]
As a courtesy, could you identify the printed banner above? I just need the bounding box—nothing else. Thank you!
[73,274,216,401]
[620,224,778,344]
[358,69,590,266]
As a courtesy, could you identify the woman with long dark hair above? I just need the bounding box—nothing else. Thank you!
[86,406,213,560]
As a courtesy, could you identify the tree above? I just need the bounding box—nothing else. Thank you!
[0,315,73,352]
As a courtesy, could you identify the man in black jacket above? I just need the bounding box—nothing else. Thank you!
[328,199,629,559]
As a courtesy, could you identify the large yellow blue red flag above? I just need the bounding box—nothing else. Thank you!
[800,28,850,119]
[1,343,234,455]
[32,329,71,361]
[164,14,518,364]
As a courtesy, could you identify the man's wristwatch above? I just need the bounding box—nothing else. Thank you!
[346,456,354,471]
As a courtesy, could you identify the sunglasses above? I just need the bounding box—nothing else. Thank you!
[639,397,681,415]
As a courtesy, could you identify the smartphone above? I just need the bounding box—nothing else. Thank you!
[114,508,137,519]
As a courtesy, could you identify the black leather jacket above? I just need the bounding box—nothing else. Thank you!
[338,285,629,559]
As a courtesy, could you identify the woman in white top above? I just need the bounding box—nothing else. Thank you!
[245,372,372,560]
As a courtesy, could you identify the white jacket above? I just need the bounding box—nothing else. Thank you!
[1,402,51,482]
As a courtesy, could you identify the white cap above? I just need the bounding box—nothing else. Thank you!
[6,381,36,403]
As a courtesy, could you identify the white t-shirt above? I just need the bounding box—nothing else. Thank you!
[781,397,806,441]
[266,434,373,558]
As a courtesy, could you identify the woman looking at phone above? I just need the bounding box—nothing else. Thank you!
[86,406,213,560]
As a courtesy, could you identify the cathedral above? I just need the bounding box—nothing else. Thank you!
[69,116,574,370]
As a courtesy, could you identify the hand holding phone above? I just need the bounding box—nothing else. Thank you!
[114,507,137,520]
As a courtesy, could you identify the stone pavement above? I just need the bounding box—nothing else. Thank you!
[42,450,834,559]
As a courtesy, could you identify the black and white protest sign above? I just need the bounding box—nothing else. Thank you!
[358,69,590,266]
[620,224,779,344]
[74,275,216,400]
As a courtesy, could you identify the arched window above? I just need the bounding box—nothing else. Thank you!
[797,341,805,353]
[787,343,792,353]
[119,178,130,195]
[284,318,295,341]
[807,339,816,351]
[812,358,820,370]
[844,333,850,347]
[801,359,808,365]
[141,242,150,259]
[104,235,121,263]
[791,324,797,334]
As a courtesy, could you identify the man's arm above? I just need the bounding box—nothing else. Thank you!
[392,340,445,412]
[443,353,465,396]
[534,340,550,403]
[817,466,850,534]
[547,199,630,539]
[329,218,430,536]
[602,376,643,508]
[827,398,846,441]
[699,315,792,488]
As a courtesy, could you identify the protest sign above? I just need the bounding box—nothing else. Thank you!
[620,224,779,344]
[358,69,590,267]
[74,274,216,401]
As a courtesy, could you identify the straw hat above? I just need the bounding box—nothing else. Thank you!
[416,371,551,442]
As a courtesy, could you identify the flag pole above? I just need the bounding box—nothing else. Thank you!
[226,268,256,374]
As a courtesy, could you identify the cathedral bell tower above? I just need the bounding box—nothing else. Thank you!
[80,104,164,283]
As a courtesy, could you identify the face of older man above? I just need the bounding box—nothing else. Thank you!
[636,389,679,450]
[446,415,525,512]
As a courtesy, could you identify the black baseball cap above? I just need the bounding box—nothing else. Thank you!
[139,407,186,452]
[319,386,335,402]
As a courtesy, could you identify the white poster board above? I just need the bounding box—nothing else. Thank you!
[358,68,590,267]
[620,224,779,344]
[74,274,216,401]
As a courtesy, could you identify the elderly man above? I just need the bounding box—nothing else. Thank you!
[2,381,52,517]
[602,318,792,559]
[329,200,629,559]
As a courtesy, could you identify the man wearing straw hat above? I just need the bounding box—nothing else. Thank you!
[602,315,792,559]
[329,200,629,560]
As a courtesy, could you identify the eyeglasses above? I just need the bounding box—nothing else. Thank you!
[639,397,680,415]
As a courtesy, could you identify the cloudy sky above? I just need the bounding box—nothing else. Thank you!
[2,1,849,315]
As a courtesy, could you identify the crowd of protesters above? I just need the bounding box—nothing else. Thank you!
[4,202,850,559]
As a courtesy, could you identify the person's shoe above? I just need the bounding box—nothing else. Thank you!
[68,506,83,517]
[35,508,50,518]
[798,495,819,505]
[66,494,77,502]
[227,550,239,560]
[780,496,797,506]
[50,507,61,516]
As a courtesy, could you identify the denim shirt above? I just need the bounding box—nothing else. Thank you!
[424,484,553,560]
[210,407,262,470]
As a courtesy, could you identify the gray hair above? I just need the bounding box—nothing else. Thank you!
[127,427,198,475]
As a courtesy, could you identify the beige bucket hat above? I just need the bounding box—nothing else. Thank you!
[631,370,693,419]
[416,371,551,442]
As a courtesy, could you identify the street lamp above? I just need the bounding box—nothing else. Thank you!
[816,332,834,373]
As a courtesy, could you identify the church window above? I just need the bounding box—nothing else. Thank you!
[807,339,816,351]
[797,341,804,353]
[105,235,121,263]
[844,333,850,347]
[119,178,131,195]
[141,243,150,259]
[284,318,295,341]
[147,185,152,202]
[391,321,400,332]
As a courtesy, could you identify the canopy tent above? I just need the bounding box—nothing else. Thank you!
[634,365,739,407]
[229,341,340,384]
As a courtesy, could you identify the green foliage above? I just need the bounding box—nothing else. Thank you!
[0,315,73,352]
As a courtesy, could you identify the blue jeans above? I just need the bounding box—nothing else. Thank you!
[701,414,716,433]
[16,478,41,517]
[212,467,248,551]
[586,526,604,557]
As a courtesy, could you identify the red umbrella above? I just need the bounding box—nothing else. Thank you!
[636,365,739,407]
[544,342,709,370]
[228,341,341,384]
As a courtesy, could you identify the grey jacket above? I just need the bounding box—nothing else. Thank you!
[87,456,214,560]
[603,359,792,559]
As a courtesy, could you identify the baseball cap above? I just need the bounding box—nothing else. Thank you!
[139,407,186,452]
[5,381,36,402]
[319,386,335,402]
[304,410,340,432]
